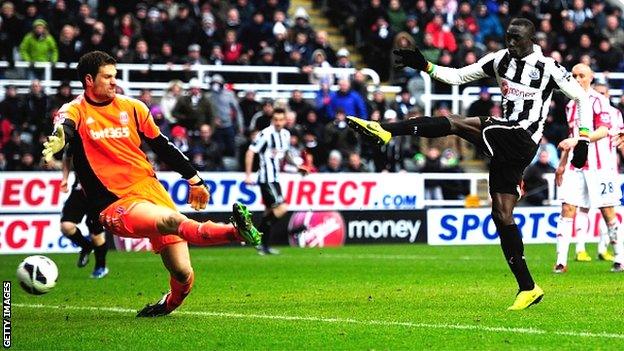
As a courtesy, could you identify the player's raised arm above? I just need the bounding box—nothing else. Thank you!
[394,47,493,85]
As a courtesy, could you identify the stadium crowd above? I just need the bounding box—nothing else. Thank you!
[2,0,624,200]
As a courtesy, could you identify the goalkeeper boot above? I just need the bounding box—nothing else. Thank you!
[598,252,615,261]
[137,293,172,317]
[346,116,392,145]
[575,251,592,262]
[231,203,262,246]
[507,284,544,311]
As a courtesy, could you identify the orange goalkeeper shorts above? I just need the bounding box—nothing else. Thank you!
[99,176,185,252]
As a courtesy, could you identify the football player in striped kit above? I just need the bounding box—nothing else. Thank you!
[347,18,593,310]
[245,107,309,255]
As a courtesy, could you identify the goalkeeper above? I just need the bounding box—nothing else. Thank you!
[43,51,262,317]
[346,18,592,310]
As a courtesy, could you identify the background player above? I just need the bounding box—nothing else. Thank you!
[554,65,622,273]
[43,51,262,317]
[346,18,593,310]
[60,146,109,278]
[245,107,308,255]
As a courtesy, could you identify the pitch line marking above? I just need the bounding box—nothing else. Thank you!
[13,303,624,340]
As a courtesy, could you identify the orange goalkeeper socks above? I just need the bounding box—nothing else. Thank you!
[165,271,194,312]
[177,219,240,245]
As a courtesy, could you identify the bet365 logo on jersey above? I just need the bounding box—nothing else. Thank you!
[89,126,130,140]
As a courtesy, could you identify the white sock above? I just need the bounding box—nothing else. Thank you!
[614,221,624,265]
[556,217,574,266]
[600,219,617,255]
[575,211,589,253]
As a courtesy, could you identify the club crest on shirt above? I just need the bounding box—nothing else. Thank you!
[528,68,540,80]
[119,111,129,125]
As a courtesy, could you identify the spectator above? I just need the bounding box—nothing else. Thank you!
[358,0,387,43]
[170,125,191,158]
[169,4,199,57]
[320,149,344,173]
[425,14,457,53]
[403,15,423,45]
[0,86,22,128]
[346,152,367,172]
[421,147,444,200]
[467,87,494,117]
[565,0,592,27]
[421,32,442,64]
[207,74,244,157]
[530,136,560,169]
[75,3,96,42]
[129,39,152,81]
[292,7,315,41]
[196,13,221,57]
[523,149,555,206]
[312,30,337,65]
[160,80,184,124]
[143,7,168,55]
[301,149,318,173]
[327,79,368,120]
[323,109,359,157]
[172,77,214,130]
[308,49,334,85]
[208,44,225,65]
[19,19,58,79]
[369,89,389,117]
[115,13,141,43]
[302,109,324,140]
[594,37,623,73]
[57,25,81,64]
[334,47,354,82]
[112,35,133,63]
[240,11,271,55]
[392,87,417,120]
[50,81,73,111]
[269,22,290,65]
[240,90,262,131]
[150,105,170,138]
[235,0,256,24]
[387,0,407,33]
[565,33,594,68]
[182,43,208,66]
[191,123,223,171]
[138,89,154,109]
[0,2,23,63]
[602,15,624,51]
[3,130,32,170]
[249,99,274,133]
[288,90,313,124]
[22,80,50,139]
[225,7,242,35]
[222,29,244,64]
[475,3,503,44]
[367,16,395,81]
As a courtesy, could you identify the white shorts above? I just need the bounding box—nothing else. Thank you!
[558,169,622,209]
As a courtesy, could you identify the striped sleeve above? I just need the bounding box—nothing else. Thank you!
[429,51,497,85]
[249,131,268,153]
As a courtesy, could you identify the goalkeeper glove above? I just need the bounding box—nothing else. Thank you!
[393,47,431,72]
[42,124,65,163]
[570,137,589,168]
[188,176,210,211]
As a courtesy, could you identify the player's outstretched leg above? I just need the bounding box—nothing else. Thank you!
[90,232,109,279]
[346,115,452,145]
[60,224,93,268]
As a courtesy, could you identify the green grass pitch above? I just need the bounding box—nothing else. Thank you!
[2,243,624,350]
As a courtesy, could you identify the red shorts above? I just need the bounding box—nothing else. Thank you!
[99,177,185,253]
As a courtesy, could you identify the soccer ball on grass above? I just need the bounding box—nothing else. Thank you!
[16,255,58,295]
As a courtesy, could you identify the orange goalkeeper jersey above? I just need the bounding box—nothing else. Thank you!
[58,94,161,211]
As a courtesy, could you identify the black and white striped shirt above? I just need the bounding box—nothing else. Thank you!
[430,45,592,143]
[248,125,291,183]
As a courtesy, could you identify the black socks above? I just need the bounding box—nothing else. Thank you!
[93,242,108,269]
[380,116,451,137]
[498,224,535,291]
[66,227,92,251]
[259,212,278,246]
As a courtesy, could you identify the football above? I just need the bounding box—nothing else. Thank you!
[16,255,59,295]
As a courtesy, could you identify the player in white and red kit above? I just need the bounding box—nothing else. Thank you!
[554,64,624,273]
